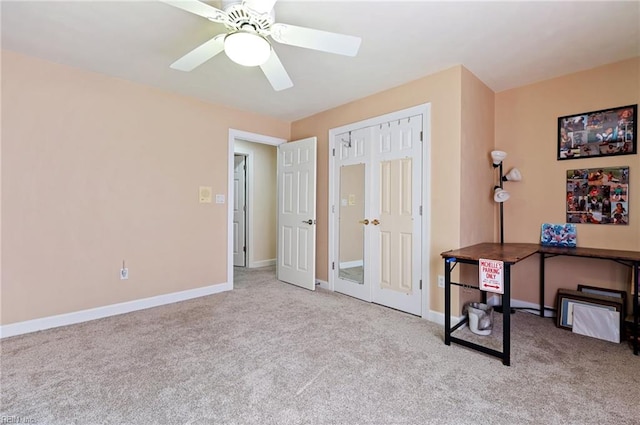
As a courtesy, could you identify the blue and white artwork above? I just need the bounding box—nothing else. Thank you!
[541,223,577,247]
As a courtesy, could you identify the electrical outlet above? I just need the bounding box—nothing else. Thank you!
[120,268,129,280]
[438,275,445,288]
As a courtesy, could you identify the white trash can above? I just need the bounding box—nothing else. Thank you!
[467,302,494,336]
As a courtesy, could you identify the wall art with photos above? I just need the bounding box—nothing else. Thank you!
[558,104,636,160]
[540,223,576,247]
[566,166,629,225]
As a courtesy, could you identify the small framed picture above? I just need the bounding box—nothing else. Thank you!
[540,223,576,247]
[558,104,636,160]
[556,289,623,331]
[577,284,626,300]
[577,284,627,322]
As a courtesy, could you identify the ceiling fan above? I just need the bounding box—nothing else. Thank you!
[160,0,362,91]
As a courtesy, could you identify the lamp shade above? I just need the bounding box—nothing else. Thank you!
[493,187,510,203]
[491,150,507,166]
[503,168,522,182]
[224,31,271,67]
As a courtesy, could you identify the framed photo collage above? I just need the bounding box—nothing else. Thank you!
[566,166,629,225]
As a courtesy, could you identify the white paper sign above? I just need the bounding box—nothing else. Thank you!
[479,258,504,294]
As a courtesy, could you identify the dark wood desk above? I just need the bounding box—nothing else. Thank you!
[441,243,640,366]
[441,243,539,366]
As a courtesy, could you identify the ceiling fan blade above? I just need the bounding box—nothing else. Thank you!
[159,0,228,23]
[270,23,361,57]
[243,0,278,14]
[170,35,225,71]
[260,50,293,91]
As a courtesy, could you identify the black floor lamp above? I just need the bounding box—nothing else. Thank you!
[491,150,522,313]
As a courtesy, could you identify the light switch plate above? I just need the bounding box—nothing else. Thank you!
[215,194,225,204]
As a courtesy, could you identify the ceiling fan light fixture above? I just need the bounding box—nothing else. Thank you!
[224,31,271,67]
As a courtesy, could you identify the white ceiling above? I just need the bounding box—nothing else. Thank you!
[2,1,639,122]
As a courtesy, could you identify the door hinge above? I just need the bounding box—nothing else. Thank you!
[420,131,423,142]
[419,205,422,216]
[332,148,336,157]
[332,262,335,270]
[419,279,422,290]
[243,246,246,252]
[332,205,335,213]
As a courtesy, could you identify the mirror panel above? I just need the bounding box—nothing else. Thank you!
[338,163,365,284]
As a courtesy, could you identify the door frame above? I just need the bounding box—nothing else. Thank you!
[327,103,432,319]
[228,129,286,288]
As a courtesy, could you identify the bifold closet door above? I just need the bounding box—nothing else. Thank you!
[370,116,423,316]
[333,115,423,316]
[333,127,373,301]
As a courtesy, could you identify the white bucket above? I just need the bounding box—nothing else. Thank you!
[467,303,493,336]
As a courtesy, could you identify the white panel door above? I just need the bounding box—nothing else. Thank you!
[277,137,317,290]
[233,155,247,267]
[370,116,422,315]
[333,127,372,301]
[332,115,423,316]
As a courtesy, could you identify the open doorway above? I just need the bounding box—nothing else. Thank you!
[227,130,286,287]
[233,140,278,268]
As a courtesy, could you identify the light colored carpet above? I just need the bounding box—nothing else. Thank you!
[1,265,638,424]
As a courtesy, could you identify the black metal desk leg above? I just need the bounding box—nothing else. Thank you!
[444,260,452,345]
[634,261,639,356]
[503,265,511,366]
[539,253,545,318]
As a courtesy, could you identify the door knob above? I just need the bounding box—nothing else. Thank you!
[302,219,314,225]
[359,219,370,225]
[371,219,380,226]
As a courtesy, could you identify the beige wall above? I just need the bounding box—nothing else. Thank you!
[496,57,640,308]
[459,67,497,308]
[234,140,277,265]
[1,50,289,325]
[3,46,637,326]
[292,66,464,314]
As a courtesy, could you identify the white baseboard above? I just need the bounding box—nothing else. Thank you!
[427,294,553,327]
[249,259,276,268]
[427,310,465,327]
[315,279,330,290]
[487,295,555,318]
[0,281,232,339]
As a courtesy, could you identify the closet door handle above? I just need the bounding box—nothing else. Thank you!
[302,219,315,225]
[359,219,370,225]
[371,219,380,226]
